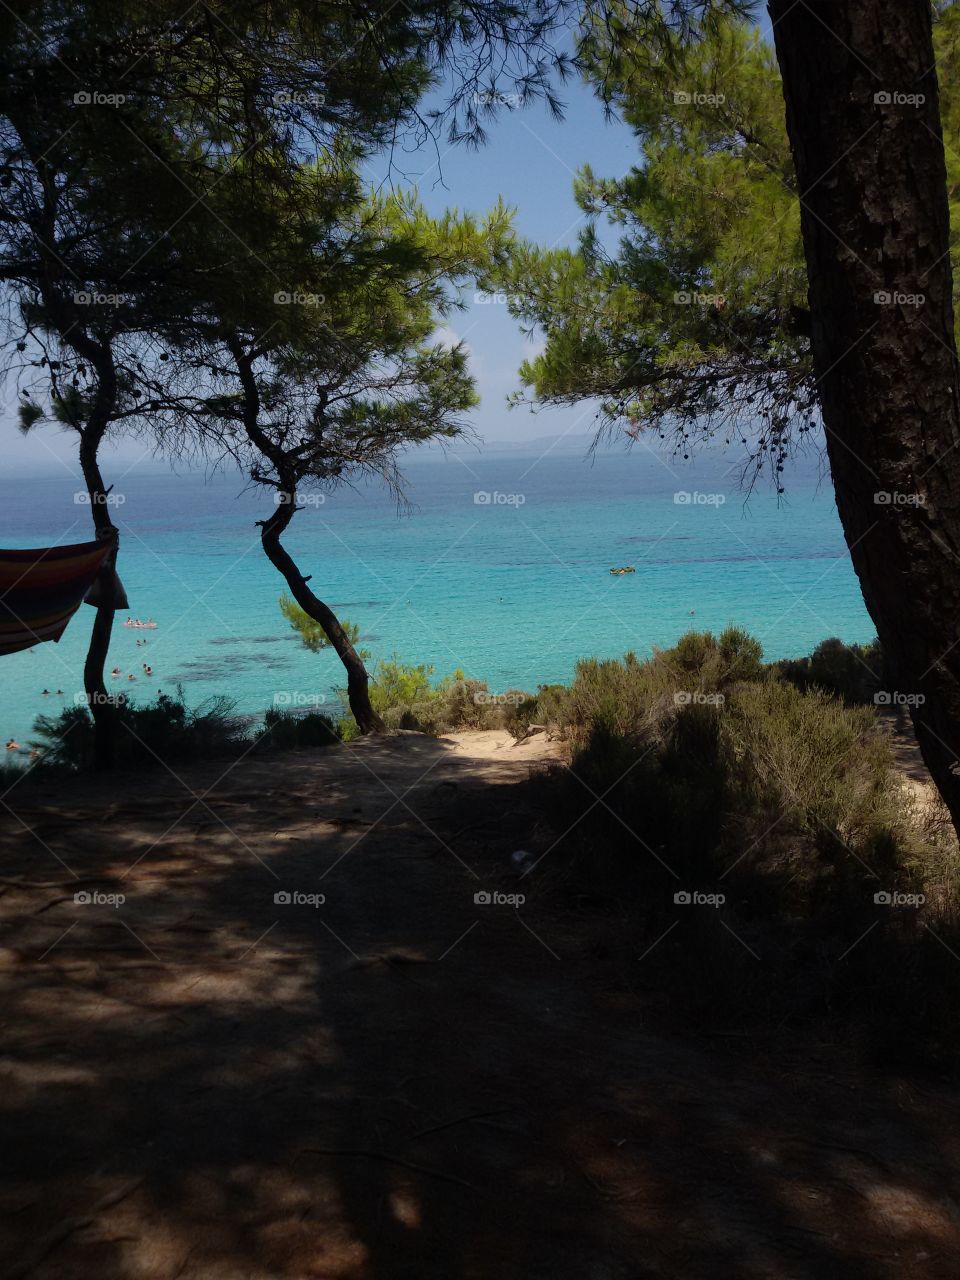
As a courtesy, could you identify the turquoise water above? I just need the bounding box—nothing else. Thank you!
[0,446,875,743]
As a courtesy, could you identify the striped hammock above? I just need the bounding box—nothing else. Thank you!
[0,540,114,656]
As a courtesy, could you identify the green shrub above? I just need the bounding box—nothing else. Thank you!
[776,636,883,705]
[32,689,247,769]
[259,708,343,750]
[370,655,445,716]
[0,759,29,787]
[279,594,362,654]
[339,655,540,736]
[536,629,960,1061]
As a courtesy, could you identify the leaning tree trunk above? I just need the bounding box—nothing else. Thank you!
[769,0,960,837]
[260,491,384,735]
[78,435,118,770]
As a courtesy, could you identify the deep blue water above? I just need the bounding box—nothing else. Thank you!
[0,445,874,744]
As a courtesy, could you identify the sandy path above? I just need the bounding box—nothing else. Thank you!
[2,729,960,1278]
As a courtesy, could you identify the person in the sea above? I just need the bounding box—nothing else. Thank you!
[41,688,49,696]
[6,739,20,751]
[111,667,121,677]
[128,673,136,682]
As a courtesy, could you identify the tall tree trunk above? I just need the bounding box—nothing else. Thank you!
[768,0,960,836]
[260,491,384,735]
[78,437,118,770]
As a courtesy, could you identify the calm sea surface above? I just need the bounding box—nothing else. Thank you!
[0,445,874,743]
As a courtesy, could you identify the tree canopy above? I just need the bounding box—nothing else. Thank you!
[497,5,960,485]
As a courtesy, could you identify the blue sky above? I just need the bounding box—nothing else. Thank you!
[3,74,640,473]
[367,74,640,448]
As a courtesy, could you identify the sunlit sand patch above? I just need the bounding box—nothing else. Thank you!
[862,1182,960,1240]
[0,1056,97,1089]
[389,1184,422,1228]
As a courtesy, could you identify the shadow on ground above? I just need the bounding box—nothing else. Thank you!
[1,730,960,1278]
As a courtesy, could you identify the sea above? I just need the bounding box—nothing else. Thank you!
[0,441,875,745]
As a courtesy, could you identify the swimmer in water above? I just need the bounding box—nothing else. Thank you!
[6,739,20,750]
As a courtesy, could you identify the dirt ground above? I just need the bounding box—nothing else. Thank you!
[3,728,960,1279]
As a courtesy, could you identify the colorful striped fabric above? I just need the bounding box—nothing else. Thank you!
[0,540,113,656]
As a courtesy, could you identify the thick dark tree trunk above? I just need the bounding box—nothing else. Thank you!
[78,438,118,770]
[769,0,960,836]
[260,492,384,735]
